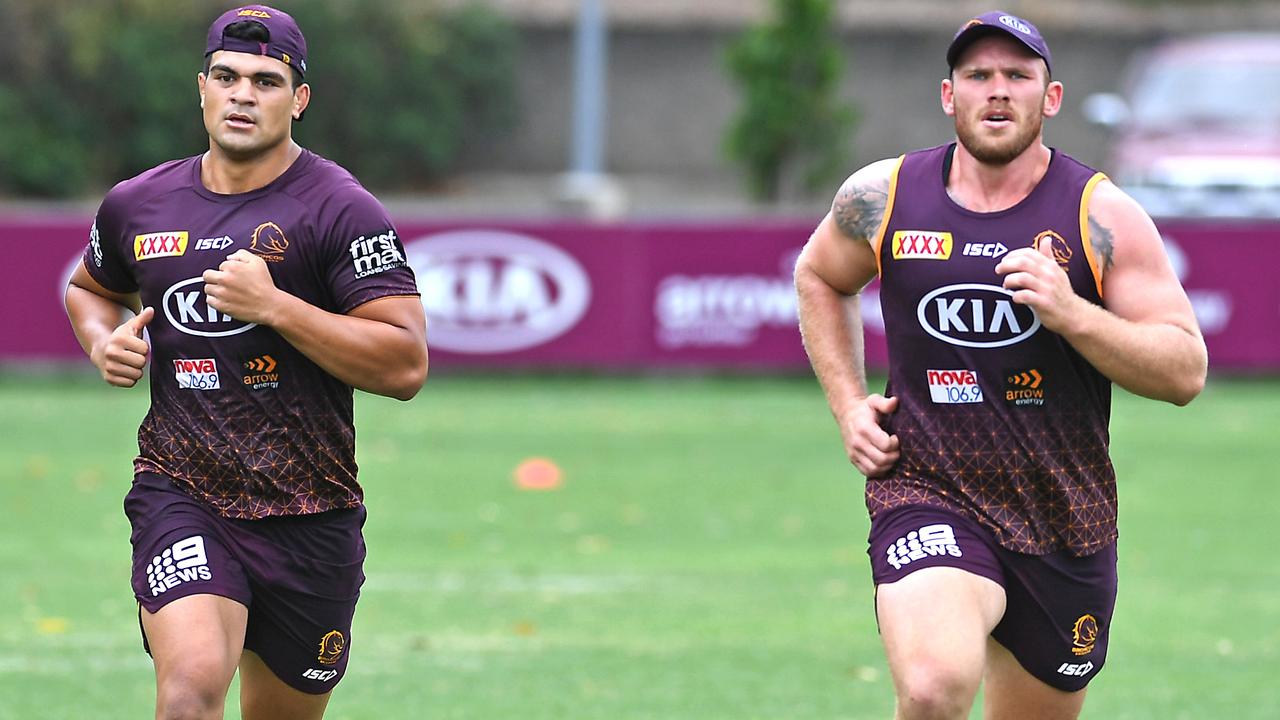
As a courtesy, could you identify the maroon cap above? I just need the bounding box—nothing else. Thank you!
[205,5,308,77]
[946,11,1051,75]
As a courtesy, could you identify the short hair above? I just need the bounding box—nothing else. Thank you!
[202,20,304,88]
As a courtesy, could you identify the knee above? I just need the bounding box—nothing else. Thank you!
[155,672,227,720]
[893,661,978,720]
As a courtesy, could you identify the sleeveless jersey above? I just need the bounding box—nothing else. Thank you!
[83,149,419,518]
[870,143,1115,556]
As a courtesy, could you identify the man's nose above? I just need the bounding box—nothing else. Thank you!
[229,78,257,104]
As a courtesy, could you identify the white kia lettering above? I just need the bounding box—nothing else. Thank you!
[162,277,256,337]
[999,15,1033,34]
[406,231,591,353]
[917,283,1040,348]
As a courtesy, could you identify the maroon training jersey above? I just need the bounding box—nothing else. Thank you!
[83,149,419,518]
[869,143,1114,556]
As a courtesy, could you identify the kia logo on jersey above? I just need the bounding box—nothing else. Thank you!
[162,277,257,337]
[916,283,1040,348]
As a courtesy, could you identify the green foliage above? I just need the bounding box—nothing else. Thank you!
[0,0,516,198]
[723,0,856,201]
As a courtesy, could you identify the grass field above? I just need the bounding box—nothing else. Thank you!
[0,371,1277,719]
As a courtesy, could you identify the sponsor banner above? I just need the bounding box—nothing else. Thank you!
[5,217,1280,369]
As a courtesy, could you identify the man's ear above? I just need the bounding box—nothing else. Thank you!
[292,83,311,120]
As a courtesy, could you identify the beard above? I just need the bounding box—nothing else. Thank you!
[954,102,1044,166]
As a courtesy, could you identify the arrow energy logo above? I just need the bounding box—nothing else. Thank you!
[242,355,280,390]
[1004,368,1045,406]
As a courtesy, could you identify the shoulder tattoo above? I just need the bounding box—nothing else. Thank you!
[832,175,889,242]
[1088,212,1116,271]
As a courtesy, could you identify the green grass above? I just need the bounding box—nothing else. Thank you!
[0,372,1276,719]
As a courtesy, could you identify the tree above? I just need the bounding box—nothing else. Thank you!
[724,0,857,202]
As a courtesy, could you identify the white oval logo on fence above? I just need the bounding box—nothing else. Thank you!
[405,230,591,353]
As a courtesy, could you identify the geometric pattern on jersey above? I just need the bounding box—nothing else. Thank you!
[867,393,1116,555]
[85,150,418,519]
[134,404,359,518]
[872,143,1115,556]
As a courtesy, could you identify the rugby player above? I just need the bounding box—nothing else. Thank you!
[795,10,1206,719]
[64,5,427,718]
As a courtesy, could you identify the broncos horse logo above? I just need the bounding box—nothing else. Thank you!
[1033,229,1072,268]
[1072,614,1099,656]
[317,630,346,665]
[250,221,289,261]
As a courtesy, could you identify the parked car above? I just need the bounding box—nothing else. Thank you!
[1083,33,1280,219]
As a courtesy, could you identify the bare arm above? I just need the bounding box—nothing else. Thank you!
[795,158,901,477]
[203,250,428,401]
[996,180,1206,405]
[64,261,153,387]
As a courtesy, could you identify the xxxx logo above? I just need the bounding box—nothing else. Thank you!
[892,231,952,260]
[135,231,189,261]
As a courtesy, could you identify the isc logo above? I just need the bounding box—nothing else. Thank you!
[194,235,233,251]
[962,242,1008,258]
[917,283,1041,348]
[303,668,338,682]
[1057,661,1094,677]
[162,277,257,337]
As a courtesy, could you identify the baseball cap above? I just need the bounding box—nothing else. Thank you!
[946,11,1051,76]
[205,4,308,78]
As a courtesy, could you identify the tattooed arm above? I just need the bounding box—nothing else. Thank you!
[795,158,900,477]
[997,180,1206,405]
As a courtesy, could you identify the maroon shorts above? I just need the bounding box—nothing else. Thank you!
[867,505,1117,692]
[124,472,366,694]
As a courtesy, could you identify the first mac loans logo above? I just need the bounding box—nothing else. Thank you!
[350,230,408,278]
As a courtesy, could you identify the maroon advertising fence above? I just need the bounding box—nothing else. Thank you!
[4,215,1276,370]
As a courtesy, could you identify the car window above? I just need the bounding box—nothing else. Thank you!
[1130,60,1280,126]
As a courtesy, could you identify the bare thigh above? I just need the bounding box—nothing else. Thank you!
[983,638,1086,720]
[239,650,332,720]
[877,566,1006,719]
[142,593,248,718]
